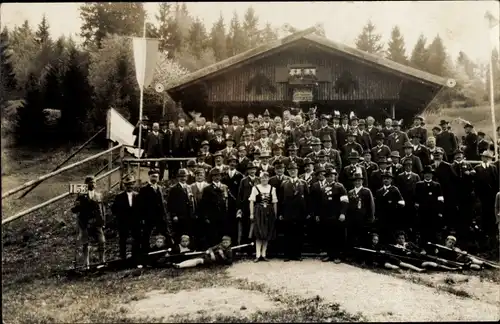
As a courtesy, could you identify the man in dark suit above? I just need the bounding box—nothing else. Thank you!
[222,156,244,243]
[407,115,427,145]
[339,151,368,191]
[111,175,141,262]
[145,122,166,180]
[356,119,373,152]
[163,121,175,178]
[286,120,303,147]
[199,168,229,247]
[221,114,235,138]
[198,141,213,167]
[361,150,378,179]
[371,132,391,163]
[190,118,208,156]
[369,156,390,193]
[167,169,196,243]
[387,120,409,155]
[316,169,349,263]
[237,163,259,248]
[401,142,424,175]
[394,159,421,241]
[236,144,251,175]
[283,144,304,175]
[365,116,379,145]
[173,118,190,158]
[314,114,338,149]
[474,151,499,241]
[341,131,364,167]
[374,170,405,244]
[410,134,431,166]
[322,135,342,171]
[435,122,458,162]
[298,125,317,157]
[279,162,310,261]
[138,169,174,261]
[346,172,375,252]
[210,126,227,154]
[431,148,458,230]
[463,123,479,161]
[477,131,490,155]
[336,114,350,148]
[414,166,444,245]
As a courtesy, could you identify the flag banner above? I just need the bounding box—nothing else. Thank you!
[133,38,159,89]
[107,108,143,158]
[485,11,499,29]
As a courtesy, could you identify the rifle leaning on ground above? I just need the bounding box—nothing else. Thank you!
[354,247,429,265]
[427,242,500,269]
[148,242,255,259]
[388,244,464,269]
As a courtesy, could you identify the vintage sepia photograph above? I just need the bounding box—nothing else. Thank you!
[1,1,499,322]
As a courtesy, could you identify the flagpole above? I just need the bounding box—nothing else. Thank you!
[485,11,498,159]
[137,15,147,182]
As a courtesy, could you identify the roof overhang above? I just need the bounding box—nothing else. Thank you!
[167,27,454,95]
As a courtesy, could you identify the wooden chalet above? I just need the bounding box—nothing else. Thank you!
[166,26,454,123]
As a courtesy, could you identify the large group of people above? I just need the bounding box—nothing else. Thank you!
[73,108,500,269]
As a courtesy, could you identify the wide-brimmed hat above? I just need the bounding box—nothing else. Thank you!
[148,169,160,176]
[322,135,332,142]
[414,115,424,121]
[247,162,258,170]
[348,151,360,159]
[260,150,271,158]
[325,168,337,176]
[201,140,210,147]
[287,162,298,170]
[378,157,389,164]
[403,158,413,165]
[85,175,96,184]
[422,165,434,174]
[187,159,196,167]
[303,158,314,165]
[480,150,494,158]
[432,148,445,156]
[352,172,363,180]
[213,151,223,158]
[375,132,385,140]
[209,168,221,176]
[391,151,401,158]
[381,170,393,178]
[311,137,322,146]
[225,135,235,142]
[317,150,326,157]
[177,168,188,177]
[288,144,298,151]
[227,155,238,162]
[403,142,413,149]
[315,165,326,174]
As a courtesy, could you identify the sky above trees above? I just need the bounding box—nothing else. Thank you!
[2,2,499,63]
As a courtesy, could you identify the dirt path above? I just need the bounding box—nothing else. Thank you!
[227,260,500,322]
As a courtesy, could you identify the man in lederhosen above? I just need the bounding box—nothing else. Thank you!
[138,169,174,261]
[237,162,259,250]
[111,175,141,263]
[394,159,421,242]
[346,172,375,253]
[414,166,444,246]
[167,169,196,244]
[222,155,244,243]
[316,168,349,263]
[374,170,405,244]
[71,175,106,268]
[279,162,310,261]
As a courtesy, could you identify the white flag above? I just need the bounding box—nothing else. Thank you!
[133,38,159,89]
[485,11,499,29]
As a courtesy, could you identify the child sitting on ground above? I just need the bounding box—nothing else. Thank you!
[435,235,483,270]
[173,236,233,269]
[166,235,193,263]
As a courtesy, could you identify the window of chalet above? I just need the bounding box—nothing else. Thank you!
[288,66,318,81]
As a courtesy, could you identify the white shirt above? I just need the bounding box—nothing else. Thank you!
[304,172,313,179]
[383,185,391,190]
[261,164,269,171]
[213,181,221,188]
[291,177,299,183]
[88,190,95,200]
[482,162,490,168]
[151,184,158,191]
[354,186,362,195]
[228,169,236,178]
[179,127,184,132]
[152,131,159,136]
[196,182,206,192]
[126,191,133,207]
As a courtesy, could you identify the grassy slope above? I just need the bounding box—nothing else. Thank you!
[2,105,499,323]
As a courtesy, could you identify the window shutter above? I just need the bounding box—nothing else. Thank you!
[316,67,332,82]
[275,67,289,82]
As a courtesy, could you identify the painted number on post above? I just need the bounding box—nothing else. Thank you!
[69,184,88,194]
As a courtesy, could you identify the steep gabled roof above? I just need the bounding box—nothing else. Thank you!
[167,26,451,93]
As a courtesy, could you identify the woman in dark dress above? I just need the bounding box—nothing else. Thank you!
[249,171,278,262]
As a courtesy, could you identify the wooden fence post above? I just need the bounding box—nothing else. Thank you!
[108,141,113,191]
[119,146,125,190]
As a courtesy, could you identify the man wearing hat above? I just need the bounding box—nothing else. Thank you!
[356,119,373,152]
[167,169,196,244]
[138,169,174,259]
[241,129,255,153]
[477,131,490,155]
[341,131,363,167]
[365,116,378,144]
[409,134,431,166]
[209,125,226,154]
[270,123,288,150]
[237,162,259,250]
[112,175,141,263]
[401,142,423,175]
[285,120,303,147]
[387,120,408,155]
[279,162,310,261]
[462,122,479,160]
[394,158,421,241]
[212,151,229,174]
[314,150,329,171]
[380,118,393,144]
[346,172,375,253]
[196,152,213,174]
[258,150,275,177]
[269,160,290,190]
[199,168,230,248]
[220,135,238,163]
[371,132,391,163]
[431,147,457,228]
[283,144,304,175]
[339,151,367,191]
[72,175,106,268]
[374,170,406,244]
[305,106,320,131]
[306,137,324,164]
[361,150,378,179]
[314,168,349,263]
[298,125,317,157]
[336,113,350,148]
[190,168,208,221]
[315,115,338,149]
[261,109,275,132]
[144,122,167,180]
[451,149,476,240]
[236,144,251,174]
[221,114,235,138]
[322,135,342,171]
[414,166,445,245]
[331,111,341,129]
[198,140,214,167]
[434,121,458,163]
[254,126,273,153]
[186,160,197,184]
[270,144,285,167]
[474,150,499,242]
[300,158,316,187]
[369,156,392,193]
[222,155,244,242]
[191,117,209,155]
[388,151,404,177]
[407,116,427,145]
